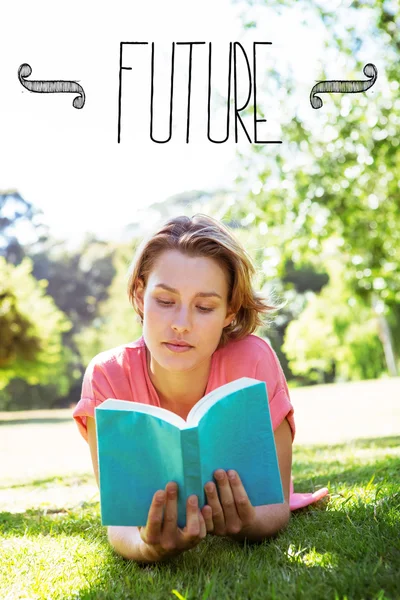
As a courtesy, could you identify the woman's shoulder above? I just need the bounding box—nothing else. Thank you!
[214,334,281,379]
[218,334,276,360]
[213,334,288,402]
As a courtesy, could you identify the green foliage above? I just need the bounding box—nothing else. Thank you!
[283,260,386,382]
[31,236,116,335]
[0,257,72,392]
[223,0,400,379]
[283,260,329,295]
[0,231,120,409]
[74,243,142,366]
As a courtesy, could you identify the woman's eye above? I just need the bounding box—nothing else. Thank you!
[155,299,213,312]
[156,299,174,306]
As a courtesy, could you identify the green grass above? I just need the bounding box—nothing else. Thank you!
[1,436,399,600]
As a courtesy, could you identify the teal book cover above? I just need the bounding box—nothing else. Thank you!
[95,377,283,528]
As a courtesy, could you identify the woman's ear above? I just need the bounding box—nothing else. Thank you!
[223,311,236,328]
[135,279,145,312]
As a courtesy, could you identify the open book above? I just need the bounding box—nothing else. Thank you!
[95,377,283,527]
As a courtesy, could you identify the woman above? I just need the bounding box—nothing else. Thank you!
[73,214,326,564]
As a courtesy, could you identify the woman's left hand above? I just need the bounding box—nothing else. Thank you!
[201,469,257,536]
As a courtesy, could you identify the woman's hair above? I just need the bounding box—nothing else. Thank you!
[127,214,275,347]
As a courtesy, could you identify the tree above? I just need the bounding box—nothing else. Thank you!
[283,259,386,382]
[223,0,400,377]
[0,190,48,264]
[74,243,142,367]
[31,235,116,336]
[0,257,72,392]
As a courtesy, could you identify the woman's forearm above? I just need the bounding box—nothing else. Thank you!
[228,502,291,543]
[107,525,152,562]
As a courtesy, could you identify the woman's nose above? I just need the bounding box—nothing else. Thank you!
[171,307,191,332]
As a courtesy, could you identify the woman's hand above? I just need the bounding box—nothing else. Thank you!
[138,482,207,562]
[200,469,257,537]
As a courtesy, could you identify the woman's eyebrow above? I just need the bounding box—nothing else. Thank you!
[154,283,222,299]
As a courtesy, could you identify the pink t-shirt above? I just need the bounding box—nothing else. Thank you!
[73,334,295,442]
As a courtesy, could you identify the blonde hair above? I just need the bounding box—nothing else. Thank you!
[127,214,275,347]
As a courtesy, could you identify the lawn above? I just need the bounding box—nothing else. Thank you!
[1,378,399,600]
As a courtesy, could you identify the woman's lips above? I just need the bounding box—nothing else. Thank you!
[163,342,193,353]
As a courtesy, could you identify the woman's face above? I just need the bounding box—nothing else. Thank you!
[136,249,235,374]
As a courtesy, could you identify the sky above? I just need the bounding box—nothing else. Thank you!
[0,0,376,244]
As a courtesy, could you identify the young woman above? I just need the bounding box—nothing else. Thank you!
[73,214,327,564]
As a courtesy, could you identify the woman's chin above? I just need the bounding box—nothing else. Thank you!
[159,355,197,372]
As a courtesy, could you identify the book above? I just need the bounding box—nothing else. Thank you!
[95,377,283,528]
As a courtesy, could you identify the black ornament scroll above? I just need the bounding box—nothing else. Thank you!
[18,63,86,109]
[310,63,377,109]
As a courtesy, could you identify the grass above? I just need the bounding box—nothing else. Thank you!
[1,435,399,599]
[1,379,400,599]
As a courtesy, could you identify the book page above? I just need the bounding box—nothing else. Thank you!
[186,377,258,425]
[97,399,187,428]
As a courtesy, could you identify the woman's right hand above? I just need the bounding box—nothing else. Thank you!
[138,482,209,562]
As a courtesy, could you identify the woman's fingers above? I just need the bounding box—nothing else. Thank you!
[214,470,240,525]
[198,507,208,539]
[141,485,207,557]
[161,482,178,548]
[185,495,201,539]
[141,490,165,545]
[204,481,226,534]
[201,504,214,532]
[144,472,252,546]
[227,470,256,525]
[204,470,255,536]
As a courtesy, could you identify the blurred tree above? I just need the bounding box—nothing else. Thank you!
[0,190,119,408]
[224,0,400,377]
[74,242,142,367]
[0,257,72,394]
[0,190,48,264]
[0,191,136,408]
[282,260,329,295]
[283,259,386,382]
[1,190,116,338]
[3,237,118,410]
[212,223,331,383]
[31,235,116,336]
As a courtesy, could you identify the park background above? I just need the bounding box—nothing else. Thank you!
[1,1,399,599]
